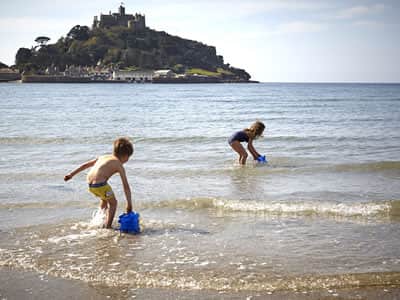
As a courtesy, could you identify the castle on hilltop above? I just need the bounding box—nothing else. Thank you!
[93,4,146,31]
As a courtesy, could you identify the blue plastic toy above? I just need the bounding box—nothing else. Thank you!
[257,155,267,163]
[118,211,141,234]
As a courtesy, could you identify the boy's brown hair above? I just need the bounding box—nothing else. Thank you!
[113,137,134,158]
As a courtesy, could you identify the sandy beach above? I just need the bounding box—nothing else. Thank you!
[2,267,400,300]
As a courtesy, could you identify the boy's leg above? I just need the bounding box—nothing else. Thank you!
[105,197,117,229]
[99,200,108,228]
[230,141,248,165]
[100,199,107,210]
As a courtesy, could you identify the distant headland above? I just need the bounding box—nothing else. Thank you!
[6,5,257,84]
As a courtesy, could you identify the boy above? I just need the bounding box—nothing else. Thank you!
[64,137,134,228]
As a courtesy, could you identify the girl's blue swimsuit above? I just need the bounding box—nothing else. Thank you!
[228,131,249,144]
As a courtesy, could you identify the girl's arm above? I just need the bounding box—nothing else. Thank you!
[64,158,97,181]
[247,139,261,160]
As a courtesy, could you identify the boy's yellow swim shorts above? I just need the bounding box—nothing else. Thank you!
[88,182,114,201]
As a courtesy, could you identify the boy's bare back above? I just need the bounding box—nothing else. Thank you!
[64,137,134,227]
[87,155,123,184]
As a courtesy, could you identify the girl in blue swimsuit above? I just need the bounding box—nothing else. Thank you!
[228,121,265,165]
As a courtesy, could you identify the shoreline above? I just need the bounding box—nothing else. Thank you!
[18,74,258,84]
[1,267,399,299]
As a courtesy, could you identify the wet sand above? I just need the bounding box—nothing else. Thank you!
[1,267,399,300]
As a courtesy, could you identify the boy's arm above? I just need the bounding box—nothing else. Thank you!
[247,139,261,160]
[64,158,97,181]
[119,166,132,213]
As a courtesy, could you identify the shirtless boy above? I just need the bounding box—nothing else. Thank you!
[64,137,133,228]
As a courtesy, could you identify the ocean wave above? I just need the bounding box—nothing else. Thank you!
[2,135,397,153]
[137,159,400,178]
[3,197,398,219]
[135,136,224,144]
[0,135,225,146]
[332,161,400,173]
[0,201,94,210]
[143,197,399,218]
[0,136,112,145]
[0,136,71,145]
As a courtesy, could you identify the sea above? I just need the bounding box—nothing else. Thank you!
[0,82,399,298]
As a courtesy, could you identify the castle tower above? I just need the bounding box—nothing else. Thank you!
[135,13,146,31]
[93,5,145,30]
[119,4,125,16]
[93,16,99,28]
[128,20,136,31]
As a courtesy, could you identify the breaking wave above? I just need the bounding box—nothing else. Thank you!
[332,161,400,173]
[2,197,399,219]
[144,197,400,218]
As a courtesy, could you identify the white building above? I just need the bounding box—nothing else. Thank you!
[113,70,153,82]
[153,69,176,78]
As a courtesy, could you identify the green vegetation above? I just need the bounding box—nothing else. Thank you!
[185,67,237,78]
[186,68,220,77]
[34,36,51,46]
[15,25,251,81]
[186,67,236,79]
[0,62,8,69]
[216,67,234,76]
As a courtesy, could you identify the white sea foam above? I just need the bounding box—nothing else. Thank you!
[89,208,106,228]
[47,209,113,244]
[213,199,391,217]
[148,197,393,217]
[48,230,98,244]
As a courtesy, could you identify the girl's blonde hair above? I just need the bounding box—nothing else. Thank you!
[244,121,265,139]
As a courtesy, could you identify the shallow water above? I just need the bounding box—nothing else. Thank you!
[0,82,400,293]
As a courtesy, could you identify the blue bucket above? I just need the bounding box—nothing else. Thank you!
[257,155,267,163]
[118,212,141,234]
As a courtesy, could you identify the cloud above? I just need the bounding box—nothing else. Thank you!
[336,4,385,20]
[0,17,85,34]
[0,17,60,31]
[270,21,326,36]
[353,20,385,28]
[145,0,326,21]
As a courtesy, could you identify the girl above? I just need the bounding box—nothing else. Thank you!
[228,121,265,165]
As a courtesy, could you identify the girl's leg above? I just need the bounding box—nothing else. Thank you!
[230,141,248,165]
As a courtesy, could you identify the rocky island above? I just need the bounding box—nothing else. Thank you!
[14,5,256,83]
[0,62,20,82]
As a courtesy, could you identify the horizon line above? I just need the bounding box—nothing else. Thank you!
[257,81,400,84]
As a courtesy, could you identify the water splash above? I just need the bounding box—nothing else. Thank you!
[89,208,106,228]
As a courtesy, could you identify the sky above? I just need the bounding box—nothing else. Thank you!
[0,0,399,82]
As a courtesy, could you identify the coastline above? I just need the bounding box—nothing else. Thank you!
[18,74,258,84]
[1,267,399,300]
[0,71,21,82]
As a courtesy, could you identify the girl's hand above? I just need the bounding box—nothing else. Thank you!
[64,174,73,181]
[126,203,132,213]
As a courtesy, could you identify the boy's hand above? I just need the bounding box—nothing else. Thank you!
[64,174,73,181]
[126,203,132,213]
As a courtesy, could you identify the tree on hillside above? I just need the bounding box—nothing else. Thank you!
[67,25,90,41]
[15,48,33,67]
[35,36,50,47]
[0,61,8,69]
[12,20,251,80]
